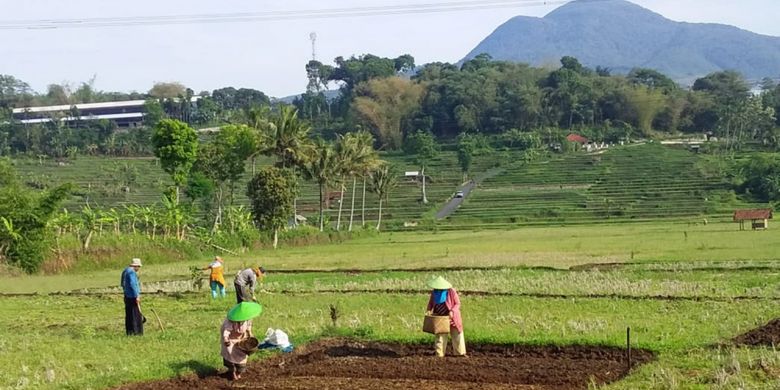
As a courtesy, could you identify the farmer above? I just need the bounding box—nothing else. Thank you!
[426,276,466,357]
[203,256,226,299]
[233,266,266,304]
[120,258,144,336]
[221,301,263,380]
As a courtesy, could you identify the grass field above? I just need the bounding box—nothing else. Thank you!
[2,222,780,389]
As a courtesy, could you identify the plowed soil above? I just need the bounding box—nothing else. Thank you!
[115,339,654,390]
[734,318,780,346]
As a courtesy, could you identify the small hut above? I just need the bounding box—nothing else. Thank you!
[733,209,773,230]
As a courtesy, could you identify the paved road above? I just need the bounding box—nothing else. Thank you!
[434,180,476,220]
[435,166,506,220]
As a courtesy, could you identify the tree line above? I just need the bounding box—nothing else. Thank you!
[3,53,780,158]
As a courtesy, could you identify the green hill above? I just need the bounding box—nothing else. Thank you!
[9,152,500,230]
[10,144,769,231]
[439,143,767,229]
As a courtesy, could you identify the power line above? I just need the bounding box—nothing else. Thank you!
[0,0,582,30]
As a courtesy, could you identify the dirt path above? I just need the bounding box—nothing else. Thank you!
[114,339,653,390]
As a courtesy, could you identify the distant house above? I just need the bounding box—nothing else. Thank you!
[733,209,773,230]
[566,134,589,144]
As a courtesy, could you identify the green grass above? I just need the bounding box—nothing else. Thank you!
[3,221,780,294]
[3,222,780,388]
[1,292,778,389]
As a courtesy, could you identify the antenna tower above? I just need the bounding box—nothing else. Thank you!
[309,32,317,62]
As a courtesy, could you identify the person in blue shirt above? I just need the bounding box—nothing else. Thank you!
[120,258,144,335]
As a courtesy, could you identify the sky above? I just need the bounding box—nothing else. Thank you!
[1,0,779,98]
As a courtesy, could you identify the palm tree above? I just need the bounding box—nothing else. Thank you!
[333,134,358,231]
[260,106,313,227]
[242,105,273,175]
[260,105,313,169]
[348,131,379,231]
[370,163,399,231]
[303,139,337,231]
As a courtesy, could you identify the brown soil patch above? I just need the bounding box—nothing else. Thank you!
[115,339,654,390]
[734,319,780,346]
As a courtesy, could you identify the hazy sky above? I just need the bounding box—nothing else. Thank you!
[1,0,778,97]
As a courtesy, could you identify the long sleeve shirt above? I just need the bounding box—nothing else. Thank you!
[121,267,141,298]
[235,268,257,291]
[221,319,252,364]
[427,288,463,332]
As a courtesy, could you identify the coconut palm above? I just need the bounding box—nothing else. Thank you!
[333,134,359,231]
[348,131,379,231]
[303,139,337,231]
[259,106,314,227]
[260,105,313,169]
[370,163,399,231]
[242,105,273,175]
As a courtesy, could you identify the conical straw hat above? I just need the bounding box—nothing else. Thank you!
[427,276,452,290]
[227,302,263,322]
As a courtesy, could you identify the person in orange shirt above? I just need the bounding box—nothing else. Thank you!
[203,256,226,299]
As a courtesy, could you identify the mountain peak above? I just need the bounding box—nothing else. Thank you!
[545,0,666,22]
[462,0,780,82]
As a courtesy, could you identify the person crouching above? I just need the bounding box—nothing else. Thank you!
[426,276,466,357]
[221,301,263,380]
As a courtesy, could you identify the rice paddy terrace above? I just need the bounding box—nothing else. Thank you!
[438,143,766,229]
[10,143,766,231]
[10,152,499,230]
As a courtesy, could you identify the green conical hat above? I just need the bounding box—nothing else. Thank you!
[427,276,452,290]
[227,302,263,322]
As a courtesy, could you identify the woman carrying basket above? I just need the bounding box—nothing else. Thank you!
[221,301,262,380]
[426,276,466,357]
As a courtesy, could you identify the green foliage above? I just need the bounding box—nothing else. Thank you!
[737,154,780,202]
[143,99,165,127]
[353,77,424,150]
[261,106,312,169]
[404,130,439,166]
[151,119,199,187]
[0,159,72,272]
[627,68,677,92]
[246,167,298,237]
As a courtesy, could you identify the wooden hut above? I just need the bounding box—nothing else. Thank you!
[733,209,773,230]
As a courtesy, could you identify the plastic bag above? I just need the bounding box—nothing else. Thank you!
[263,327,291,348]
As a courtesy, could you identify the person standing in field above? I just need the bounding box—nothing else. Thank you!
[120,258,144,336]
[233,266,266,304]
[203,256,226,299]
[221,301,263,380]
[426,276,466,357]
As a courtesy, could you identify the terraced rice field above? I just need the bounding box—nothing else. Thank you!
[10,151,504,230]
[441,143,766,229]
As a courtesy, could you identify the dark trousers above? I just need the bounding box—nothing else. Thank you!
[124,297,144,336]
[223,358,246,374]
[234,282,251,304]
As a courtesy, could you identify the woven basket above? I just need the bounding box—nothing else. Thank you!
[422,315,450,335]
[236,337,259,354]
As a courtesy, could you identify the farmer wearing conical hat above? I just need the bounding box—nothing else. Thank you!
[221,301,262,380]
[203,256,226,299]
[120,258,144,336]
[426,276,466,357]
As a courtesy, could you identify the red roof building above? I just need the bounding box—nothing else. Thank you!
[566,134,589,144]
[733,209,772,230]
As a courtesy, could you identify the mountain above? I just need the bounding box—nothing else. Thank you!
[462,0,780,84]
